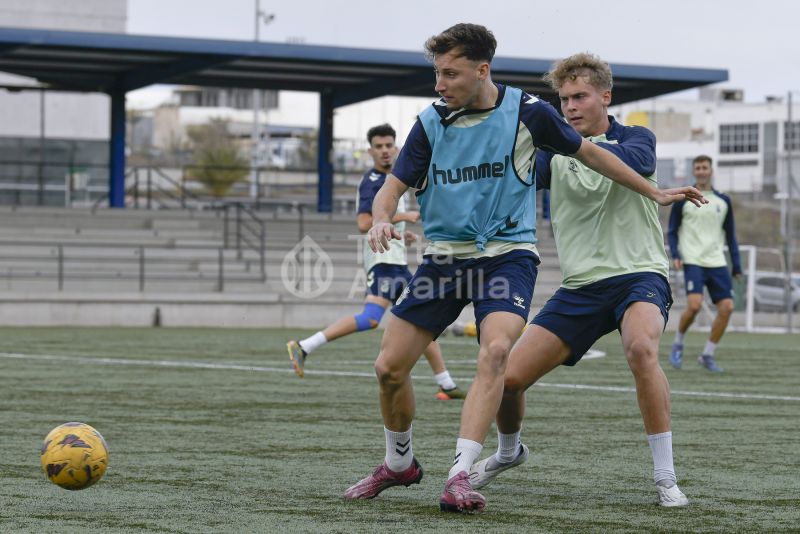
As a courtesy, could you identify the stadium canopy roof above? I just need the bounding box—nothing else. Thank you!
[0,27,729,209]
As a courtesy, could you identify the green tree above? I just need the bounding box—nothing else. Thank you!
[295,130,318,170]
[186,118,249,197]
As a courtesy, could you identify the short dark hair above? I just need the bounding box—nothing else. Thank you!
[424,23,496,63]
[693,155,713,166]
[366,123,396,145]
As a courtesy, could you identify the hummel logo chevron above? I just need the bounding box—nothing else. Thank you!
[396,439,411,456]
[452,452,462,465]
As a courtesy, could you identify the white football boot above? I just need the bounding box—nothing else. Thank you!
[656,480,689,507]
[468,444,529,490]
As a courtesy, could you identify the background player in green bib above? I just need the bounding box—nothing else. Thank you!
[286,124,465,399]
[469,53,692,507]
[668,155,742,372]
[343,27,704,513]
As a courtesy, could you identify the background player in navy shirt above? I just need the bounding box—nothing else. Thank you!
[287,124,465,399]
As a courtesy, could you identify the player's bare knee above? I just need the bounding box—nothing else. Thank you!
[503,374,528,397]
[685,299,702,314]
[625,340,659,371]
[374,355,408,388]
[717,299,734,317]
[479,339,512,373]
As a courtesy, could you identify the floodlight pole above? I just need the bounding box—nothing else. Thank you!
[786,91,795,332]
[251,1,275,200]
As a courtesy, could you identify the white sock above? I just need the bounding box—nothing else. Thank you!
[703,340,717,356]
[674,331,685,345]
[648,431,676,485]
[298,332,327,355]
[434,371,457,390]
[384,426,413,472]
[496,430,521,463]
[448,438,483,479]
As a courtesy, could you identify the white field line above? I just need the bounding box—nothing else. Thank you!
[2,352,798,402]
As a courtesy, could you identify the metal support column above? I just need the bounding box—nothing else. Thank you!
[317,91,334,213]
[109,89,127,208]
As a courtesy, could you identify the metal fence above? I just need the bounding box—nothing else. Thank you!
[0,241,264,293]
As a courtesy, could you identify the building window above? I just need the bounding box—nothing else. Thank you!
[719,123,759,154]
[202,90,219,107]
[179,91,201,107]
[784,121,800,151]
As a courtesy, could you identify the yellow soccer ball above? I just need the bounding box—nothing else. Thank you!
[40,422,109,490]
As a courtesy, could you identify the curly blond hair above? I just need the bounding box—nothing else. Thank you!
[543,52,613,92]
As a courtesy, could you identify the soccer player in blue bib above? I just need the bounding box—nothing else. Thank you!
[286,124,466,399]
[468,53,694,508]
[343,27,704,513]
[668,155,741,372]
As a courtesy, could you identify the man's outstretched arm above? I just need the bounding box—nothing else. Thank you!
[574,139,706,207]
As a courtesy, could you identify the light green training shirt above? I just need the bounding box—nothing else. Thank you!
[362,193,407,272]
[676,191,729,268]
[548,136,669,289]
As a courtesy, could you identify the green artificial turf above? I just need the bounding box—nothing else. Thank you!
[1,327,798,532]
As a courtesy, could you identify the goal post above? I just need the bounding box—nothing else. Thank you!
[740,245,756,332]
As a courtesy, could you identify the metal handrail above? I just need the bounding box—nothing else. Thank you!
[90,167,137,213]
[221,202,266,281]
[151,166,204,207]
[90,165,208,212]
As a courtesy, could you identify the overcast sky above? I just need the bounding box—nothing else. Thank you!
[128,0,798,101]
[126,0,800,139]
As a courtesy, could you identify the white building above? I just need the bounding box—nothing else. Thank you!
[0,0,127,205]
[610,88,800,193]
[146,87,317,169]
[0,0,126,140]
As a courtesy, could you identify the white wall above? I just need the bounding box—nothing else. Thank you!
[0,0,126,32]
[0,0,127,141]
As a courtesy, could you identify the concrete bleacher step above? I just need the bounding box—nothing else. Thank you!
[0,247,259,263]
[0,279,266,293]
[148,219,203,230]
[0,224,222,240]
[0,234,179,247]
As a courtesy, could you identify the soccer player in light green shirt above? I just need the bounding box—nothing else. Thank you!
[667,155,742,372]
[469,53,698,507]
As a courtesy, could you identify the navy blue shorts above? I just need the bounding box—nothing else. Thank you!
[531,272,672,366]
[391,250,539,339]
[683,264,733,303]
[367,264,413,302]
